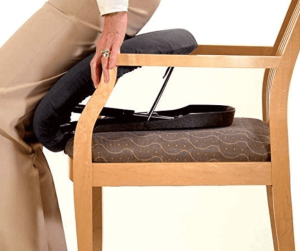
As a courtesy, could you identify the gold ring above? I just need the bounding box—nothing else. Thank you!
[100,49,111,58]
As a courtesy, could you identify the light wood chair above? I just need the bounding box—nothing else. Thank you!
[68,0,300,250]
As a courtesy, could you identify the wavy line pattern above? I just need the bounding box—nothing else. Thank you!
[65,118,271,163]
[92,142,259,162]
[93,136,269,156]
[94,132,269,147]
[101,127,269,141]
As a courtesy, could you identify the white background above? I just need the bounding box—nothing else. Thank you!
[0,0,299,251]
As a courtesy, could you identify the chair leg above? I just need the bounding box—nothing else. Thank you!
[266,185,279,251]
[93,187,103,251]
[74,184,93,251]
[266,184,296,251]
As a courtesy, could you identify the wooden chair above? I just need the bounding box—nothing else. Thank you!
[67,0,300,250]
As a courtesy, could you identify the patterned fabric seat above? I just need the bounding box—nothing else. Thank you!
[64,118,271,163]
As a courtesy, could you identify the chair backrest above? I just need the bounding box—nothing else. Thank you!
[263,0,300,123]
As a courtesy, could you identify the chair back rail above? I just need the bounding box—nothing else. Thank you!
[263,0,300,195]
[263,0,300,123]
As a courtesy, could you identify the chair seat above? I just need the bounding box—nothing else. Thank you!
[65,118,271,162]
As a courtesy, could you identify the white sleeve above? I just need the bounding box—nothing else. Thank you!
[96,0,129,16]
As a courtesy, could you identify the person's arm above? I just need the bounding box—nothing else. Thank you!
[91,0,128,87]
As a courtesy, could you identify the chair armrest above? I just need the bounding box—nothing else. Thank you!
[190,45,274,56]
[73,69,117,165]
[116,53,281,69]
[73,51,281,166]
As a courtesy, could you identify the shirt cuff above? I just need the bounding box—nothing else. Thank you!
[97,0,129,16]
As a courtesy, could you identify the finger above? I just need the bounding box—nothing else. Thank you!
[90,53,102,88]
[90,57,97,88]
[101,55,110,84]
[95,61,101,88]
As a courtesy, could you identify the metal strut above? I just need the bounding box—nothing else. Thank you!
[146,67,175,122]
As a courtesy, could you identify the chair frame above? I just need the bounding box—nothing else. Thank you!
[69,1,300,250]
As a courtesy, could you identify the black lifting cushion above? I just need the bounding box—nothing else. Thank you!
[33,29,198,152]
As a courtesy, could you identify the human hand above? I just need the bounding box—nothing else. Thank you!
[90,12,127,87]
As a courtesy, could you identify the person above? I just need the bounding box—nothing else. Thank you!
[0,0,160,250]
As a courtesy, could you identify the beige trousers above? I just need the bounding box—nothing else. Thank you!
[0,0,160,249]
[0,0,102,250]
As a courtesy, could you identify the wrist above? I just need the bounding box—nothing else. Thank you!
[103,11,127,18]
[102,12,128,34]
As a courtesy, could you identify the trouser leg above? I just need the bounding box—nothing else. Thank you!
[0,0,101,250]
[0,137,66,251]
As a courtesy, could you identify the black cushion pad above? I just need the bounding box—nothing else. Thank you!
[33,29,198,152]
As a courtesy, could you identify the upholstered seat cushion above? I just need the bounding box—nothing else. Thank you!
[64,118,271,162]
